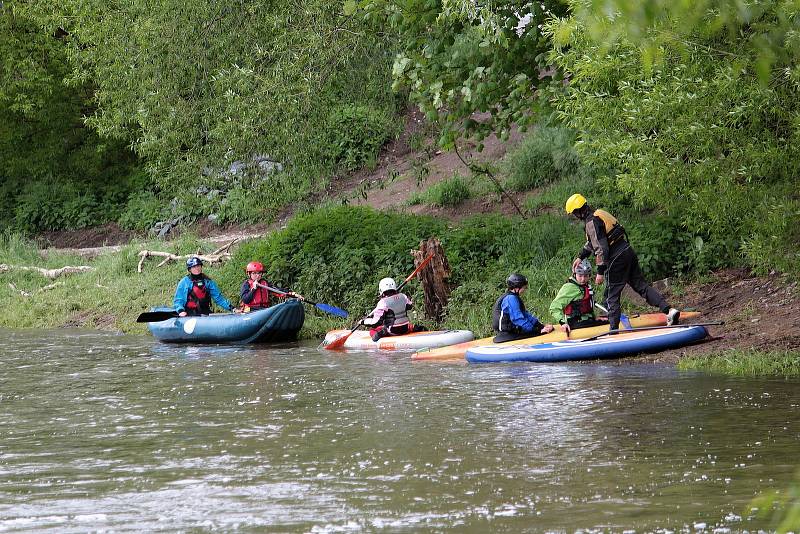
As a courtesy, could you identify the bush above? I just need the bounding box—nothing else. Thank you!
[14,181,100,232]
[503,126,587,192]
[423,175,472,207]
[218,206,581,333]
[118,190,164,231]
[324,104,396,171]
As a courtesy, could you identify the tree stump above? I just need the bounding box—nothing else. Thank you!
[412,237,450,323]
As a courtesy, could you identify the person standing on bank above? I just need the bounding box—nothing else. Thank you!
[564,193,680,330]
[492,273,555,343]
[173,257,236,317]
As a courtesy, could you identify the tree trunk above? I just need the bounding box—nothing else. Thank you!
[412,238,450,323]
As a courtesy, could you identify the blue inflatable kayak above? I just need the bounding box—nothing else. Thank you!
[465,326,708,363]
[147,300,304,343]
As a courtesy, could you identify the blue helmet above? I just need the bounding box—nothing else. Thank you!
[186,256,203,270]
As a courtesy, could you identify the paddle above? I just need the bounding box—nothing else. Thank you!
[592,302,631,327]
[256,283,349,318]
[579,322,725,343]
[136,310,179,323]
[322,253,435,350]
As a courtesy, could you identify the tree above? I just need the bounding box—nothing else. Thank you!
[544,0,800,274]
[0,3,139,232]
[20,0,398,192]
[351,0,568,149]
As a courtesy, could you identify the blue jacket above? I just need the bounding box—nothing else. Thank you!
[173,275,233,313]
[494,293,541,333]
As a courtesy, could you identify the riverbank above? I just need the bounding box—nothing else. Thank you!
[3,115,798,374]
[2,214,798,375]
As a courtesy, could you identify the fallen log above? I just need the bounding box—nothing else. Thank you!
[136,245,234,273]
[0,263,95,279]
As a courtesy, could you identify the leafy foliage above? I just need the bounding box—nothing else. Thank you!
[18,0,398,192]
[324,104,397,171]
[0,4,143,233]
[502,125,587,192]
[544,1,800,276]
[353,0,567,148]
[568,0,800,84]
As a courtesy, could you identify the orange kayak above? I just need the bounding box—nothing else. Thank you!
[411,311,701,361]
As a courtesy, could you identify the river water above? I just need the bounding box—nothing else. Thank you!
[1,329,798,532]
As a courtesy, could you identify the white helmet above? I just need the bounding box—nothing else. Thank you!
[379,277,397,294]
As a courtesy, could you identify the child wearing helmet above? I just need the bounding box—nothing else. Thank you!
[173,256,235,317]
[239,261,303,312]
[492,273,555,343]
[240,261,272,311]
[549,259,608,333]
[363,277,426,342]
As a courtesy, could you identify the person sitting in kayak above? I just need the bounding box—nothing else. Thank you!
[239,261,303,312]
[174,257,236,317]
[493,273,555,343]
[549,259,609,334]
[363,277,426,342]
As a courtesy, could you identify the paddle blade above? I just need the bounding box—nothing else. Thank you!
[136,311,179,323]
[322,331,353,350]
[315,302,348,318]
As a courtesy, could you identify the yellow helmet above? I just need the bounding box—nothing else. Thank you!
[565,193,587,214]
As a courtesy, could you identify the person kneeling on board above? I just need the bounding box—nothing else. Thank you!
[549,259,608,335]
[492,273,555,343]
[363,277,426,342]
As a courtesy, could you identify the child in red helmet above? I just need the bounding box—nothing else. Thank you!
[239,261,302,311]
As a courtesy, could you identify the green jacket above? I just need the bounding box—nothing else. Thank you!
[549,278,595,325]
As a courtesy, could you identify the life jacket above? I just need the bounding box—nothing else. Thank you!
[376,293,410,327]
[185,275,212,315]
[563,279,594,320]
[247,280,271,309]
[590,209,627,247]
[492,291,526,334]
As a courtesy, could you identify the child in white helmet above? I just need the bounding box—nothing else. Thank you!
[363,277,426,342]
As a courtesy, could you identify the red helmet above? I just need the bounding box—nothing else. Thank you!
[246,261,264,273]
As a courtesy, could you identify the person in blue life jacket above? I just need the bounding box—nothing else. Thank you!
[492,273,555,343]
[549,259,609,334]
[174,257,236,317]
[565,193,680,331]
[239,260,304,312]
[363,277,427,342]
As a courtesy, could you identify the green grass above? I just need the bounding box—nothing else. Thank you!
[0,233,337,337]
[678,349,800,377]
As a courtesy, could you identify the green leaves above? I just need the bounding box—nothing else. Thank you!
[546,3,800,275]
[360,0,567,148]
